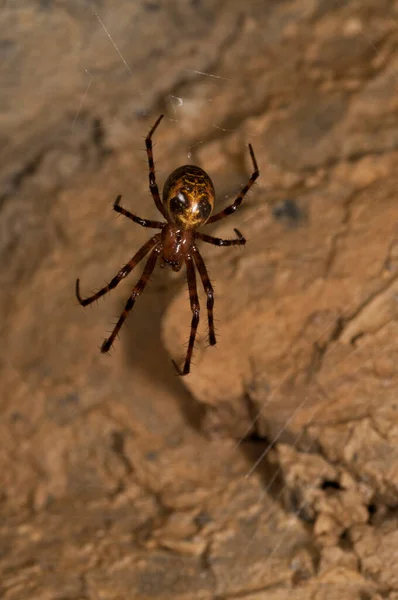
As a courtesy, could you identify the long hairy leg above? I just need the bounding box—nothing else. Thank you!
[172,254,200,375]
[113,195,164,229]
[145,114,167,219]
[101,247,160,353]
[206,144,259,224]
[195,228,246,246]
[76,235,160,306]
[192,246,216,346]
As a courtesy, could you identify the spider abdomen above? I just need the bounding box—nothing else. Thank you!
[163,165,215,229]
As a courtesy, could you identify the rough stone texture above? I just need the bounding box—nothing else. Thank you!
[1,0,398,598]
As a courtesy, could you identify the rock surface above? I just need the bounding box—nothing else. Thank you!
[1,1,398,598]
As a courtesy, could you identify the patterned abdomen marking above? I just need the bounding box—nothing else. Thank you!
[163,165,215,229]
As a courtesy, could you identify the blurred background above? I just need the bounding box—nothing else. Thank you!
[1,1,398,598]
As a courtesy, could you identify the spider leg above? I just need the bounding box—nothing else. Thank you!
[76,235,160,306]
[101,247,160,353]
[195,228,246,246]
[206,144,259,224]
[145,115,167,219]
[113,195,164,229]
[172,254,200,376]
[192,247,216,346]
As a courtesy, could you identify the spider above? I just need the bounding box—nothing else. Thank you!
[76,115,259,375]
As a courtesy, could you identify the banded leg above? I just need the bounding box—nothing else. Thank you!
[172,254,200,376]
[145,114,167,219]
[206,144,259,224]
[192,247,216,346]
[195,228,246,246]
[101,247,160,353]
[76,235,160,306]
[114,195,164,229]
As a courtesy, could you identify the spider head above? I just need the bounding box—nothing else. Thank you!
[163,165,215,229]
[160,224,193,272]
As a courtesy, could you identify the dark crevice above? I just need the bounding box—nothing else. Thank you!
[110,430,134,475]
[133,490,174,547]
[306,315,345,381]
[286,488,315,524]
[339,528,354,551]
[199,539,215,581]
[241,442,287,506]
[0,149,47,209]
[243,430,268,443]
[272,198,305,226]
[337,272,398,340]
[350,331,365,346]
[241,389,268,440]
[320,479,343,491]
[194,510,212,529]
[329,316,345,341]
[367,502,377,522]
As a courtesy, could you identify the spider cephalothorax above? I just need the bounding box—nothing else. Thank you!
[159,224,193,272]
[76,115,259,375]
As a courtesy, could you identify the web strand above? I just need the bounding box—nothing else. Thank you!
[92,9,133,76]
